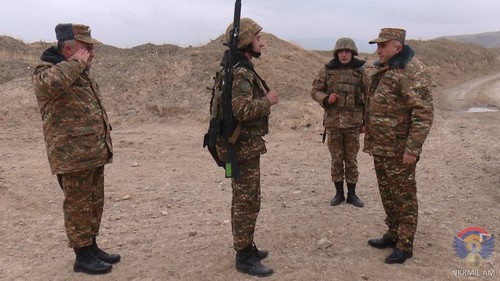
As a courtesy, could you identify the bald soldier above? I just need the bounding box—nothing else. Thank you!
[32,23,120,274]
[364,28,434,264]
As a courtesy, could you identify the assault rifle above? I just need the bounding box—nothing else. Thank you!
[203,0,241,178]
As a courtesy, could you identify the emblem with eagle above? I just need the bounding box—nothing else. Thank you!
[453,227,495,269]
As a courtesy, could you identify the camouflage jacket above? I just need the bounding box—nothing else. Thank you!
[217,52,271,162]
[311,58,366,129]
[363,45,433,157]
[32,46,112,174]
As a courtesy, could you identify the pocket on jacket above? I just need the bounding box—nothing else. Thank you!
[369,117,398,154]
[54,127,102,161]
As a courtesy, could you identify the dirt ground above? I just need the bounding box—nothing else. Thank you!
[1,71,499,281]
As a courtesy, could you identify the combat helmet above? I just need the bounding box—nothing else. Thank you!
[334,37,358,57]
[225,18,263,50]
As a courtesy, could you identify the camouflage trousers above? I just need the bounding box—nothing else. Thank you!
[231,156,261,251]
[327,127,360,183]
[57,165,105,248]
[374,156,418,253]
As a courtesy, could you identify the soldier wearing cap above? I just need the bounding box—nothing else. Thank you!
[311,37,367,208]
[364,28,434,264]
[32,23,120,274]
[216,18,278,277]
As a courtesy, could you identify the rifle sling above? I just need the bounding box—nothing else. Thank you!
[228,123,242,145]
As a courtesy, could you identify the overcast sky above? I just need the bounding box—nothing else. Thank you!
[1,0,498,52]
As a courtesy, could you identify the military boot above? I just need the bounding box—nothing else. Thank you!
[252,243,269,260]
[385,248,413,264]
[235,245,273,277]
[91,237,121,264]
[330,181,345,206]
[73,246,112,274]
[368,235,397,249]
[346,183,364,207]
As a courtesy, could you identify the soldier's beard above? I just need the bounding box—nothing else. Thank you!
[249,48,261,58]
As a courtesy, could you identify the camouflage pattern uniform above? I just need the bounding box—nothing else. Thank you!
[57,166,105,248]
[217,52,271,251]
[364,30,434,253]
[311,55,366,184]
[32,45,112,248]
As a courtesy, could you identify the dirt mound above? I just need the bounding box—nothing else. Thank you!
[0,34,499,127]
[407,39,500,86]
[0,37,45,85]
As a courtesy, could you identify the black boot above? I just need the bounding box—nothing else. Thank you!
[368,235,397,249]
[91,237,121,264]
[385,248,413,264]
[330,181,345,206]
[346,183,364,207]
[235,245,273,277]
[252,243,269,260]
[73,246,112,274]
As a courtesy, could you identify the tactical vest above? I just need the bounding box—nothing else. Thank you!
[325,68,364,111]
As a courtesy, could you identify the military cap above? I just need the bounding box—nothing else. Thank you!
[369,28,406,44]
[55,23,102,44]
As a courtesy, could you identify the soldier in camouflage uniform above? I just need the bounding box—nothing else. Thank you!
[216,18,278,277]
[311,38,366,207]
[364,28,434,264]
[32,23,120,274]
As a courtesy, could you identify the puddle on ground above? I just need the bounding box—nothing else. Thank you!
[466,107,499,113]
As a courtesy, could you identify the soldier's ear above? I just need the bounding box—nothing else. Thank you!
[396,43,403,53]
[61,43,74,59]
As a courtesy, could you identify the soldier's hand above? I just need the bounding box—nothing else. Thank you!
[359,125,366,134]
[328,93,338,104]
[403,152,417,164]
[70,48,90,63]
[266,90,279,105]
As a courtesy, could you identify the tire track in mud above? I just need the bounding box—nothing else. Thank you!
[441,72,500,111]
[476,74,500,106]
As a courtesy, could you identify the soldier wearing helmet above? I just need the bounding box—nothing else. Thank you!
[334,37,359,57]
[217,17,278,277]
[311,37,366,208]
[225,18,263,56]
